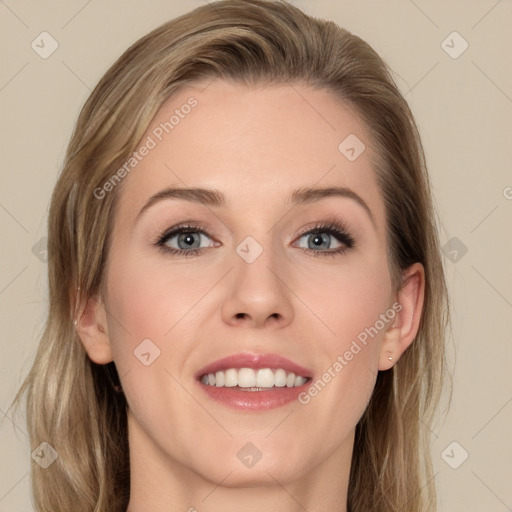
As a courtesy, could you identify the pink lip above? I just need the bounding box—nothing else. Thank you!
[195,352,313,380]
[195,352,313,411]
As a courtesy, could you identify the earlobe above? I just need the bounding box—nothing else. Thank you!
[378,262,425,370]
[74,293,114,364]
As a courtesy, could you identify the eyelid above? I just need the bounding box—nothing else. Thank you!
[295,220,349,238]
[293,221,355,250]
[153,221,215,246]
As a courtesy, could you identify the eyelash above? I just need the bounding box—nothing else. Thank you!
[153,220,356,259]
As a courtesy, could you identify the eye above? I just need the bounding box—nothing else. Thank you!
[153,220,355,258]
[154,224,217,257]
[294,221,355,258]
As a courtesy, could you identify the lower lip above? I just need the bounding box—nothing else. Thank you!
[197,381,310,411]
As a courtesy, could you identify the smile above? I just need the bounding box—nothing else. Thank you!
[196,352,313,410]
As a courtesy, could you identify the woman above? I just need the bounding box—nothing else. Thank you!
[10,0,450,510]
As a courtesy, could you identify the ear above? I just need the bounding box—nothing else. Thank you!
[74,293,114,364]
[378,262,425,370]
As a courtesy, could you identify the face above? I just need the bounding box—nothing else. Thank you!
[94,79,403,487]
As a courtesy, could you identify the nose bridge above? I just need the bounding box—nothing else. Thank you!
[221,231,294,328]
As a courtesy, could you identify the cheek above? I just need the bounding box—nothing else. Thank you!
[298,275,390,447]
[301,252,393,349]
[102,253,228,414]
[299,354,377,463]
[296,255,392,411]
[104,255,212,344]
[100,255,193,399]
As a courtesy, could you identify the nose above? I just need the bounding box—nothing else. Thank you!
[221,250,294,329]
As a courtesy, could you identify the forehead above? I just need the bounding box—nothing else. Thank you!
[114,79,386,232]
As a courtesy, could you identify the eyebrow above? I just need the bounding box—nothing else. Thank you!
[136,185,375,227]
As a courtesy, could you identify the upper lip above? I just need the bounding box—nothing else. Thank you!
[196,352,313,379]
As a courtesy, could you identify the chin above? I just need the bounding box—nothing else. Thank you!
[187,442,309,487]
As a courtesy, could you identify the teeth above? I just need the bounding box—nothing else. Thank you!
[256,368,274,387]
[225,368,237,387]
[274,368,287,387]
[215,371,224,387]
[238,368,256,387]
[200,368,308,389]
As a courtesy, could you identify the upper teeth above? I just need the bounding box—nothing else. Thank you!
[200,368,308,388]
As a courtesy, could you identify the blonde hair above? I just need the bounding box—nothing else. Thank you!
[9,1,450,510]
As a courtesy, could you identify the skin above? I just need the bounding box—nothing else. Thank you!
[77,79,425,512]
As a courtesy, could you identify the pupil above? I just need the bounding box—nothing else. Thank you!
[310,233,329,249]
[181,233,197,248]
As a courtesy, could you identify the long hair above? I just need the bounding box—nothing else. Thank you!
[9,1,450,510]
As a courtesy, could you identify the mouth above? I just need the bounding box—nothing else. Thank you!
[195,353,313,411]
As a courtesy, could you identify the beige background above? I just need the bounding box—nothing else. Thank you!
[1,0,511,510]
